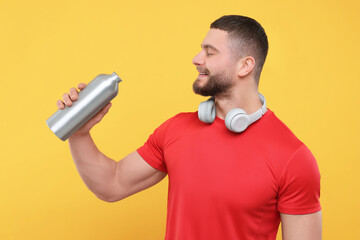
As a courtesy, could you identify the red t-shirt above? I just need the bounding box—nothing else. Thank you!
[137,110,321,240]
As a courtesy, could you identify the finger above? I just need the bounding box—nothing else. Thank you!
[102,102,112,113]
[96,103,112,120]
[78,83,86,90]
[57,99,65,109]
[62,93,73,107]
[91,103,112,124]
[69,87,78,101]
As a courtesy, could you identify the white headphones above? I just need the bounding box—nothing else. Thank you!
[198,93,267,133]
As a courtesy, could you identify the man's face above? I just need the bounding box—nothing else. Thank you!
[192,28,237,97]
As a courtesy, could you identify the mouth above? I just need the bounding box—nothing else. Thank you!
[197,68,209,78]
[197,73,208,80]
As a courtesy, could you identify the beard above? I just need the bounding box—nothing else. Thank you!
[193,70,233,97]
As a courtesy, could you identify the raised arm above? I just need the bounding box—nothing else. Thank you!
[58,83,167,202]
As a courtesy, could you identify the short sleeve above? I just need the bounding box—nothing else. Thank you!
[277,144,321,214]
[137,118,173,173]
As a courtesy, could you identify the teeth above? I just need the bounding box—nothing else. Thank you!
[200,73,206,75]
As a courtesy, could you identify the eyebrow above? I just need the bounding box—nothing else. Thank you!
[201,44,219,52]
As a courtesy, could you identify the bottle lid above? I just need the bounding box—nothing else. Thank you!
[112,72,122,83]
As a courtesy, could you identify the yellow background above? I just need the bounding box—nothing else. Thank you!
[1,0,359,239]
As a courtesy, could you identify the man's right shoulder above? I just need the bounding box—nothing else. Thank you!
[160,111,199,130]
[170,111,198,122]
[149,111,199,141]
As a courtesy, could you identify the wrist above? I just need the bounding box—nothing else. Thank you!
[68,131,91,141]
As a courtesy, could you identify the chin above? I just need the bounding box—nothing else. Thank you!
[194,77,208,87]
[193,83,209,96]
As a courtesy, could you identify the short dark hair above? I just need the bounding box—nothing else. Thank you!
[210,15,268,83]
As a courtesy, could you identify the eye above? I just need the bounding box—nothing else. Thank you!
[206,51,214,56]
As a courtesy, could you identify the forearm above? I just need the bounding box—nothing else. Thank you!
[68,133,118,201]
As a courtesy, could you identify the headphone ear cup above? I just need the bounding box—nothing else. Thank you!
[198,98,216,123]
[225,108,250,133]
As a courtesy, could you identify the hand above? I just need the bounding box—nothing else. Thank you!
[57,83,112,137]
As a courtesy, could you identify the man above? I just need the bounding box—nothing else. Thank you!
[58,15,321,240]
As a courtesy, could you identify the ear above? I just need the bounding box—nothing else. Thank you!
[236,56,255,78]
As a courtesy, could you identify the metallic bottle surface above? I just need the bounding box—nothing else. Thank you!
[46,72,122,141]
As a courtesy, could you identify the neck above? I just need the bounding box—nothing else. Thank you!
[214,84,262,120]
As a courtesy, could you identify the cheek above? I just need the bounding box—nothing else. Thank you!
[207,61,229,75]
[205,60,221,72]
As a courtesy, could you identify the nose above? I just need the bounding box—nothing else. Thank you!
[192,51,205,66]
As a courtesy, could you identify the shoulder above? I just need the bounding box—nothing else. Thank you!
[151,112,198,137]
[265,110,300,139]
[255,110,319,177]
[158,112,198,130]
[170,112,198,122]
[257,109,304,152]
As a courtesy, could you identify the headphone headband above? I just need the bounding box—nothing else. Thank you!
[246,93,267,125]
[198,92,267,133]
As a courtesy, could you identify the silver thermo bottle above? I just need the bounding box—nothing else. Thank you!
[46,72,122,141]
